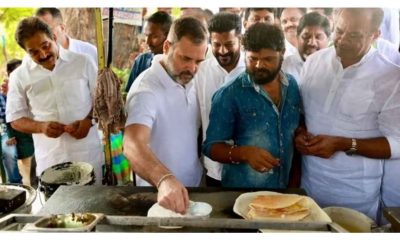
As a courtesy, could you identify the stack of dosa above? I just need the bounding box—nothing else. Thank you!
[247,194,310,221]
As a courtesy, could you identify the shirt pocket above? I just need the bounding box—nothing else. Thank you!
[337,88,377,131]
[29,78,55,112]
[62,77,91,106]
[239,107,272,138]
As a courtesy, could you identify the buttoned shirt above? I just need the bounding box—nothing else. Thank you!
[6,47,103,180]
[282,50,304,83]
[203,72,301,188]
[125,55,203,187]
[300,46,400,221]
[193,52,245,180]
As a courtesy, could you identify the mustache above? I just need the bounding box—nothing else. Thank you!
[285,26,297,31]
[217,52,233,58]
[38,54,52,63]
[179,71,194,78]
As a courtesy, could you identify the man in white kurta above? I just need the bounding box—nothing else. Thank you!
[6,17,103,183]
[193,12,245,186]
[297,9,400,222]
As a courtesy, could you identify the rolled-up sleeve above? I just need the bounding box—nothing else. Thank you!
[379,80,400,159]
[6,71,31,123]
[202,87,236,158]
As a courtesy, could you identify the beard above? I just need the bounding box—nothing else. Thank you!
[247,57,283,85]
[164,52,194,85]
[215,51,240,68]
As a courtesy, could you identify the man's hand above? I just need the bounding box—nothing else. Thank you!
[1,78,9,95]
[294,126,314,155]
[305,135,343,159]
[6,137,17,146]
[64,119,92,139]
[157,176,189,215]
[239,146,280,173]
[40,121,65,138]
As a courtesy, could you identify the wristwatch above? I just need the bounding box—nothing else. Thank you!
[345,138,357,156]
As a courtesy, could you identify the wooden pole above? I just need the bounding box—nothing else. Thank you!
[94,8,113,185]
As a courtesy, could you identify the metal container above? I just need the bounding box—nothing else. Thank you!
[39,162,95,200]
[0,184,36,218]
[323,206,376,232]
[23,213,104,232]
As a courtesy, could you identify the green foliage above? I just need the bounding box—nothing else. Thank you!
[111,66,130,91]
[0,8,35,74]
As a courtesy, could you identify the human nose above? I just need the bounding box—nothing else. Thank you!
[308,36,317,46]
[38,48,47,58]
[219,45,228,55]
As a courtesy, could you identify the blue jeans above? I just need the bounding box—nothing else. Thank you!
[1,126,22,183]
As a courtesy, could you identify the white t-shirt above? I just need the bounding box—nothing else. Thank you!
[282,50,303,83]
[125,55,203,187]
[6,47,103,182]
[300,46,400,221]
[193,52,246,180]
[69,37,98,66]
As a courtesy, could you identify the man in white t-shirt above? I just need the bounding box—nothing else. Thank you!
[296,8,400,222]
[6,17,103,183]
[124,17,208,214]
[193,12,245,186]
[282,12,331,82]
[35,8,98,65]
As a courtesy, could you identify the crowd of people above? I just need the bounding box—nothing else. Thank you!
[1,7,399,225]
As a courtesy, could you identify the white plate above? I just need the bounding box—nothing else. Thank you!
[147,201,212,229]
[233,191,332,232]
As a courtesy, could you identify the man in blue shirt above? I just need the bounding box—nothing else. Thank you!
[203,23,301,188]
[125,11,173,92]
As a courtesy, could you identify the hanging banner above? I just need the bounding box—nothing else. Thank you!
[102,8,143,26]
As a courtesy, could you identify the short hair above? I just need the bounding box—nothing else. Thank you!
[279,8,307,19]
[333,8,384,32]
[6,59,22,75]
[35,8,63,23]
[15,17,54,50]
[242,23,285,52]
[167,17,208,45]
[297,12,331,37]
[208,12,242,35]
[244,8,276,21]
[147,11,173,37]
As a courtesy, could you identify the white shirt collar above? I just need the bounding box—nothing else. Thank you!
[152,54,194,90]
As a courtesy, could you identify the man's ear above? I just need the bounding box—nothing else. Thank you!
[243,20,248,30]
[163,40,171,54]
[53,33,57,43]
[59,23,66,33]
[372,29,381,41]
